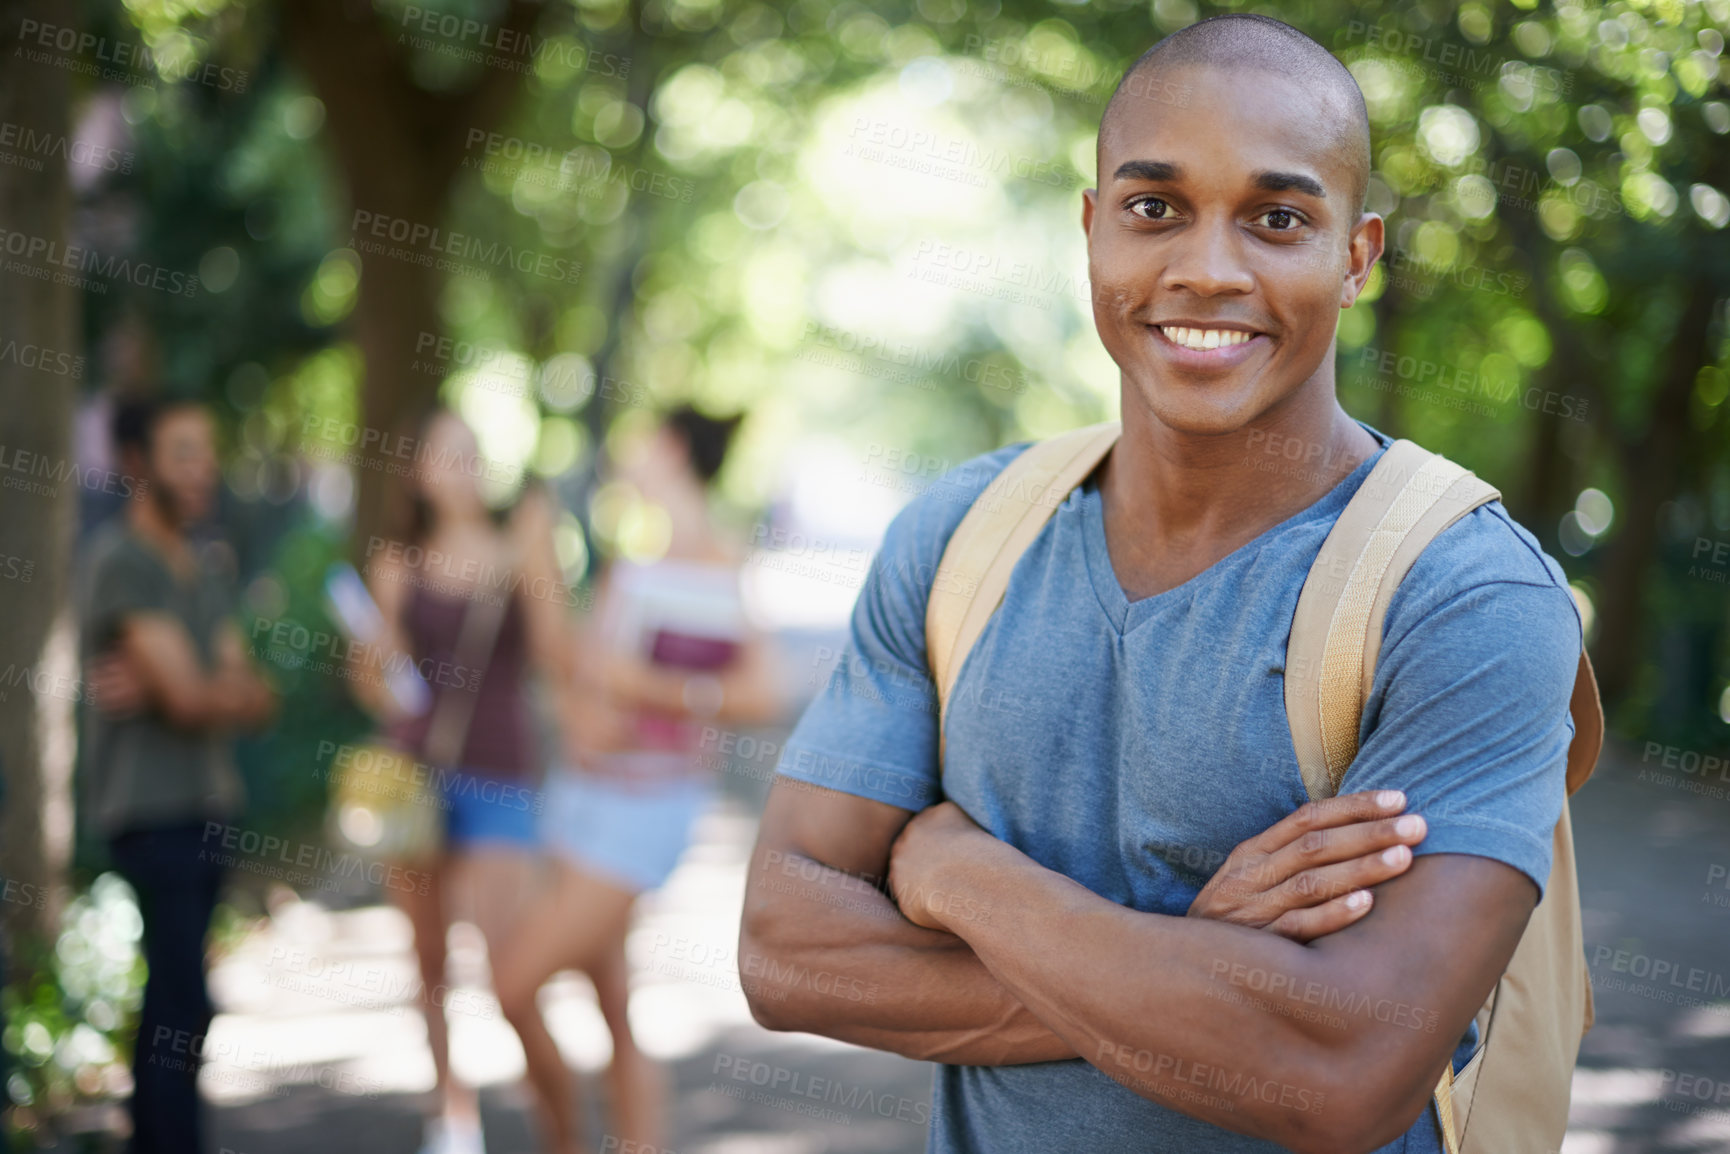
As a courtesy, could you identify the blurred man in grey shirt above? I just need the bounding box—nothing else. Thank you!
[80,397,274,1154]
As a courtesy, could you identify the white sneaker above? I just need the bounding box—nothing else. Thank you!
[418,1113,486,1154]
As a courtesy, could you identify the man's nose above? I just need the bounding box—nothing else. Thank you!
[1158,215,1255,297]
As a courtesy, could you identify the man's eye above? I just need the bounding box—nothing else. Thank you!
[1258,208,1301,230]
[1129,197,1171,221]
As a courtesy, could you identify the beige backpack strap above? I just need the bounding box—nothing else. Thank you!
[1286,440,1499,798]
[1435,1063,1460,1154]
[1287,440,1500,1154]
[1453,792,1588,1153]
[927,421,1121,761]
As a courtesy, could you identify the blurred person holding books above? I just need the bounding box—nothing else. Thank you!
[492,406,782,1154]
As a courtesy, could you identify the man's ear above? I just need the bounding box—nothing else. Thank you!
[1341,212,1385,309]
[1081,187,1098,246]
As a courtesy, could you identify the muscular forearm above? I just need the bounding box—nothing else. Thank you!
[124,619,276,733]
[740,845,1075,1065]
[929,837,1441,1152]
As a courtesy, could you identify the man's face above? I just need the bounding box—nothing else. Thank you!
[147,407,218,524]
[1083,65,1382,436]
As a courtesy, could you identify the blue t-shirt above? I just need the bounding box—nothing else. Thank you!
[775,424,1581,1153]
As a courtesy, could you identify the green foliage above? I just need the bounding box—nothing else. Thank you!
[86,0,1730,777]
[232,517,374,870]
[17,3,1723,1142]
[2,876,144,1146]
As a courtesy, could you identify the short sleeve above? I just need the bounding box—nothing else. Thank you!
[86,541,171,652]
[1339,509,1581,901]
[774,445,1027,811]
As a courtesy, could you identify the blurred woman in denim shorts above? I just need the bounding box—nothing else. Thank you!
[353,409,576,1154]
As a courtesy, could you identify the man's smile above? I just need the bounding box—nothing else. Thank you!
[1146,320,1271,369]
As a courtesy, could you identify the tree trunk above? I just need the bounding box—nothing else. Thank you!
[344,188,448,555]
[582,0,654,457]
[1500,210,1582,530]
[1592,278,1720,704]
[1516,395,1565,529]
[0,0,80,951]
[280,0,543,554]
[1363,274,1407,438]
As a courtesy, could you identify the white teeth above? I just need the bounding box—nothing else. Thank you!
[1162,326,1253,351]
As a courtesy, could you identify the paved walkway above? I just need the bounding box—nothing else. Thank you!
[205,800,933,1154]
[196,740,1729,1154]
[1564,741,1730,1154]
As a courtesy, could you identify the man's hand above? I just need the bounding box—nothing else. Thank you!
[1187,789,1426,942]
[117,616,275,732]
[85,652,147,718]
[888,800,1001,931]
[891,794,1427,943]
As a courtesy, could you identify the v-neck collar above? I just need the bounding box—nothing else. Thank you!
[1078,422,1392,635]
[126,522,201,589]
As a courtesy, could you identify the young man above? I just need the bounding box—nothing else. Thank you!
[80,397,276,1154]
[741,15,1579,1154]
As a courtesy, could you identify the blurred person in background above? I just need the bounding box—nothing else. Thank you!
[492,406,782,1154]
[78,397,277,1154]
[351,408,575,1154]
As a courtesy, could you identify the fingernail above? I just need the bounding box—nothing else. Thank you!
[1381,846,1408,866]
[1377,790,1405,809]
[1346,890,1370,910]
[1395,815,1424,838]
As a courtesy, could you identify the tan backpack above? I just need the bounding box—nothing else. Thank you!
[925,421,1603,1154]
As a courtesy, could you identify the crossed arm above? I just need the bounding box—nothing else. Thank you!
[91,616,276,732]
[740,781,1536,1154]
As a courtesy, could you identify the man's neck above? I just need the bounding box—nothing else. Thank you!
[127,494,195,578]
[1097,383,1378,601]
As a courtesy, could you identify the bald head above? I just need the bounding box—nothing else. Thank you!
[1102,15,1371,212]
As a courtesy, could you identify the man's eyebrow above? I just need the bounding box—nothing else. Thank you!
[1110,161,1327,200]
[1112,159,1181,183]
[1252,169,1327,198]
